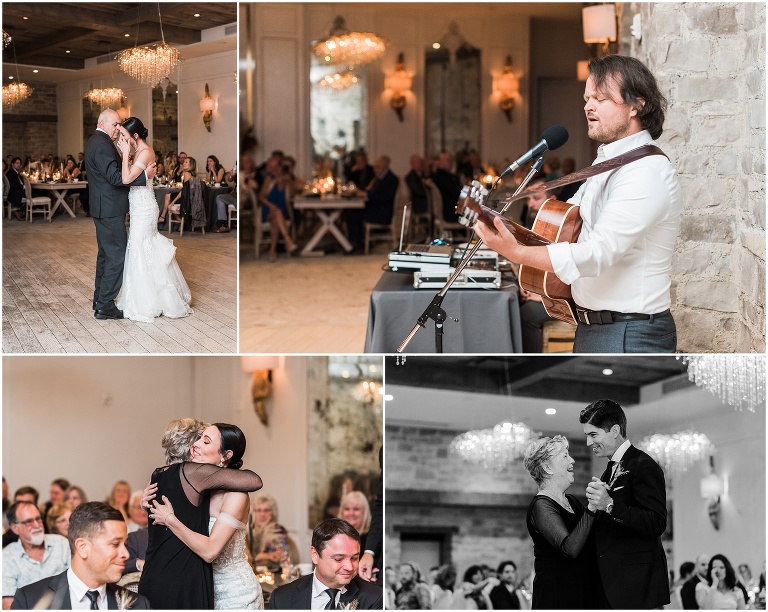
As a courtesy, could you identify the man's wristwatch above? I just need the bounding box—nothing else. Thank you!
[606,500,614,515]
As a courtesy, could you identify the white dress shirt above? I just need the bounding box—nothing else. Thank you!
[67,567,106,610]
[547,130,682,314]
[311,571,348,610]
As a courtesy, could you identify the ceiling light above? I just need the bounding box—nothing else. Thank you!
[545,408,556,415]
[66,50,71,54]
[680,355,765,412]
[84,86,125,109]
[384,394,393,401]
[194,13,200,17]
[602,368,613,376]
[8,76,13,80]
[22,16,28,20]
[450,421,541,471]
[32,69,38,73]
[638,430,716,475]
[432,43,441,49]
[117,5,183,87]
[125,34,130,37]
[311,16,386,69]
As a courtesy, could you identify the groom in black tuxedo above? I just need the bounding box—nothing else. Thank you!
[11,502,151,610]
[267,518,383,609]
[84,109,155,320]
[580,399,670,609]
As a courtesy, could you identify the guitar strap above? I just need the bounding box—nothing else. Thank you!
[491,144,668,207]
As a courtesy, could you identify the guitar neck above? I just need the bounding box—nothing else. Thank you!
[475,204,552,247]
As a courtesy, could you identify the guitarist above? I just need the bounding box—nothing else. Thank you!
[475,55,682,353]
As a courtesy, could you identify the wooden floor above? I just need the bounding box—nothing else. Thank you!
[239,247,388,353]
[2,216,237,353]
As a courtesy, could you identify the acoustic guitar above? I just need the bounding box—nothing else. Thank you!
[456,180,581,324]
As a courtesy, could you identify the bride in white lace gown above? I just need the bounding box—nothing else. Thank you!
[150,423,264,609]
[115,117,192,323]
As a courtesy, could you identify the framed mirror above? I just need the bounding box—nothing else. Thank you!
[152,80,179,156]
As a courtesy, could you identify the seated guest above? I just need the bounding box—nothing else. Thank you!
[346,155,399,251]
[256,150,284,186]
[249,493,291,569]
[452,565,495,610]
[259,162,299,261]
[45,504,72,538]
[125,492,148,534]
[105,481,130,522]
[155,152,165,179]
[430,152,462,223]
[161,157,207,232]
[682,553,711,609]
[63,486,87,511]
[206,155,226,184]
[3,487,40,548]
[124,527,148,574]
[41,479,69,528]
[165,152,179,182]
[404,154,429,215]
[346,151,375,191]
[695,554,746,610]
[2,501,70,608]
[6,157,26,220]
[671,561,696,609]
[213,192,236,233]
[266,518,383,609]
[10,502,151,610]
[62,159,80,181]
[337,491,371,553]
[2,478,9,532]
[76,152,86,177]
[488,560,529,609]
[396,562,432,609]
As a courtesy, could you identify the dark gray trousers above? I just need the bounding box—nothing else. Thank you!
[93,215,127,310]
[573,311,677,353]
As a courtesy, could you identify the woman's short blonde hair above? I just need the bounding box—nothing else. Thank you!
[523,435,568,485]
[251,493,279,523]
[338,490,372,534]
[162,418,207,465]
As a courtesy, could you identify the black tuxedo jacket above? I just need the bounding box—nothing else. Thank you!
[5,168,25,207]
[84,130,145,219]
[364,170,399,226]
[595,443,669,609]
[11,570,151,609]
[266,574,383,610]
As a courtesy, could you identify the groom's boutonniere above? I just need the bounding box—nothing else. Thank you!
[116,590,136,610]
[607,463,629,491]
[339,600,359,610]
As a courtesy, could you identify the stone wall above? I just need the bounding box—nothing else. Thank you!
[627,2,765,352]
[385,424,593,581]
[2,82,58,161]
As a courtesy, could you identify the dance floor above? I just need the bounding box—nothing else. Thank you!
[2,217,237,353]
[239,251,386,353]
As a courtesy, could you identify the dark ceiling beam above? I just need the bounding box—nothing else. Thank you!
[10,56,86,70]
[2,4,123,30]
[114,4,185,26]
[13,27,98,61]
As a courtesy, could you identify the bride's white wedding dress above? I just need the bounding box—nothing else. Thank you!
[116,183,192,323]
[210,514,264,610]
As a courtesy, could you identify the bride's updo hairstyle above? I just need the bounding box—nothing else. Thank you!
[122,117,149,141]
[214,423,246,470]
[523,435,568,485]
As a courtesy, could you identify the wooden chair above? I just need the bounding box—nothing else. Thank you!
[363,178,410,254]
[428,181,470,242]
[22,176,52,223]
[168,203,185,236]
[227,202,237,229]
[251,185,294,259]
[542,320,576,353]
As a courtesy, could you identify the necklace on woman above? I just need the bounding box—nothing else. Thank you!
[539,487,573,512]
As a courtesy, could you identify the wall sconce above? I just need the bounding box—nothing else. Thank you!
[576,60,590,82]
[241,356,280,426]
[582,4,617,56]
[497,55,519,123]
[199,83,216,132]
[386,53,412,122]
[700,455,724,530]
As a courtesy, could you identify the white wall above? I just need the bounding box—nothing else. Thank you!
[2,356,313,562]
[248,3,532,178]
[57,50,238,171]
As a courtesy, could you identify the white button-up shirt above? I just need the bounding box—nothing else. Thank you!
[548,130,682,314]
[67,568,107,610]
[310,572,348,610]
[2,534,71,597]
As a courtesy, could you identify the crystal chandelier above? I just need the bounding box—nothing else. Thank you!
[312,16,386,69]
[118,4,183,87]
[84,87,125,109]
[450,421,541,471]
[638,430,716,476]
[2,81,33,108]
[316,72,360,91]
[2,30,11,49]
[679,355,765,412]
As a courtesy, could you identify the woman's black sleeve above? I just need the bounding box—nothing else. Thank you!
[529,497,594,558]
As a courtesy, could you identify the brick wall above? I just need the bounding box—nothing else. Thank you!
[2,82,58,161]
[626,2,765,352]
[385,424,594,582]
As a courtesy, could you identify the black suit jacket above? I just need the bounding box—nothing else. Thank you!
[404,170,428,214]
[594,443,669,609]
[488,584,522,609]
[266,574,383,610]
[364,170,399,226]
[680,574,703,609]
[5,168,25,207]
[11,570,151,609]
[364,447,383,575]
[84,130,145,219]
[431,168,462,221]
[124,528,148,574]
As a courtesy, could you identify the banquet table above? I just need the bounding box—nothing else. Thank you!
[293,195,365,254]
[364,271,523,353]
[29,181,88,219]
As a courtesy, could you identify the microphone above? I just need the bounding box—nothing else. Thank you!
[499,125,569,178]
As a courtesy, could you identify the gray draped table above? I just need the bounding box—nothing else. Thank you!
[364,271,523,353]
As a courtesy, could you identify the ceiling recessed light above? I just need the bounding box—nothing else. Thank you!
[8,76,14,80]
[384,394,393,401]
[32,69,38,73]
[65,50,71,54]
[125,34,130,37]
[602,368,613,376]
[193,13,200,17]
[22,16,29,20]
[432,43,441,49]
[545,408,557,415]
[341,370,350,378]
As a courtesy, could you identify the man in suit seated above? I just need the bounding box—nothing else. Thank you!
[6,157,26,220]
[10,502,150,610]
[430,152,462,223]
[346,155,399,253]
[267,518,383,609]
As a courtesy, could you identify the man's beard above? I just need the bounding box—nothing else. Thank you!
[29,532,45,546]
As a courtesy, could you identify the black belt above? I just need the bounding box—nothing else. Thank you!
[575,308,670,325]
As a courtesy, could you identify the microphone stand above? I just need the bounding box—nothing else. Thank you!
[397,157,546,353]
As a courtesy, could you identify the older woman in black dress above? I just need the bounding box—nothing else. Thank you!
[523,435,599,609]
